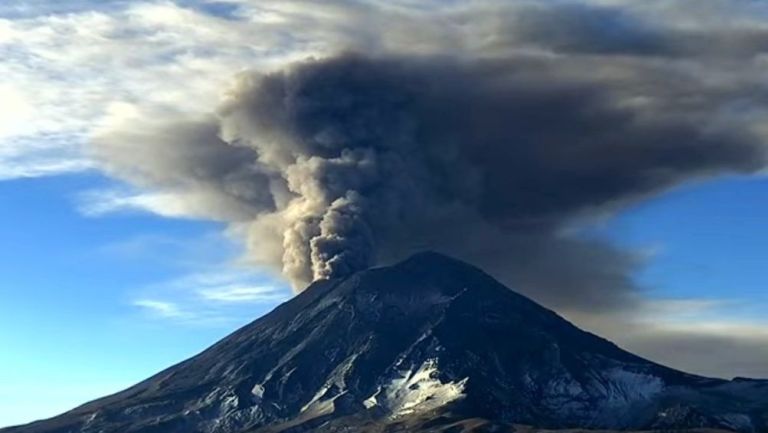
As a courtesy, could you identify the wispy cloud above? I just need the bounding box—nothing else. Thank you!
[0,1,339,180]
[178,269,290,304]
[198,284,285,303]
[130,267,290,327]
[0,156,93,180]
[96,228,291,326]
[133,299,186,319]
[77,188,207,219]
[0,0,486,181]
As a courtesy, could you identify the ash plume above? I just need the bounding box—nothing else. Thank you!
[93,2,768,312]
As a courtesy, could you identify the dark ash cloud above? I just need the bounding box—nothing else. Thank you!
[216,53,763,304]
[501,2,768,59]
[93,1,768,314]
[93,115,276,221]
[509,4,672,56]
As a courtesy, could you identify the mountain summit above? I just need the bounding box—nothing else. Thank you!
[4,252,768,433]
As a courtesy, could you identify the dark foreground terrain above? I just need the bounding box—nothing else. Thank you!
[248,409,738,432]
[3,252,767,433]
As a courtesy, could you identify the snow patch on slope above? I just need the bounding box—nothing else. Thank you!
[600,368,664,404]
[368,358,467,418]
[299,353,363,416]
[300,391,347,418]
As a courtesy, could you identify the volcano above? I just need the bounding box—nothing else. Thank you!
[4,252,768,433]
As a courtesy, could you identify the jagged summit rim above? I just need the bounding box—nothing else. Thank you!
[305,251,479,288]
[394,251,473,269]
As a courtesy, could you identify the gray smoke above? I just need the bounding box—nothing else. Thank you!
[93,1,768,312]
[220,53,763,294]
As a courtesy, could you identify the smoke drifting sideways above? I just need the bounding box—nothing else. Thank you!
[93,51,766,313]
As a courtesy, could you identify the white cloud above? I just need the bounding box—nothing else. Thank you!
[0,0,486,181]
[133,299,186,318]
[0,1,342,180]
[0,155,93,180]
[178,269,289,304]
[198,284,285,303]
[0,84,34,139]
[77,188,208,219]
[95,228,290,325]
[130,266,290,326]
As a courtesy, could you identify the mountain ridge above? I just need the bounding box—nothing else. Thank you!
[4,252,767,433]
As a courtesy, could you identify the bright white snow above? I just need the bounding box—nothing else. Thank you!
[369,358,467,418]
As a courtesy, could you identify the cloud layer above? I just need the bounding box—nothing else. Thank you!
[94,1,768,315]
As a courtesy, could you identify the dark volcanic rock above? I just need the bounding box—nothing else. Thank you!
[3,252,767,433]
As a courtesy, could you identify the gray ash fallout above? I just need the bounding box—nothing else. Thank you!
[95,12,768,310]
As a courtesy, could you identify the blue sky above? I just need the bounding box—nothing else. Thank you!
[3,0,768,428]
[608,176,768,306]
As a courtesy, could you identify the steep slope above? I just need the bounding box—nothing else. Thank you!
[3,252,768,433]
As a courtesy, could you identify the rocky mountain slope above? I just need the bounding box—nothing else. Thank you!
[3,252,767,433]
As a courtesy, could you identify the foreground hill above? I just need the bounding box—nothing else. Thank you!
[4,252,767,433]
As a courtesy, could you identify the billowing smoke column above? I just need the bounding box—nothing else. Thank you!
[95,51,765,309]
[219,53,763,286]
